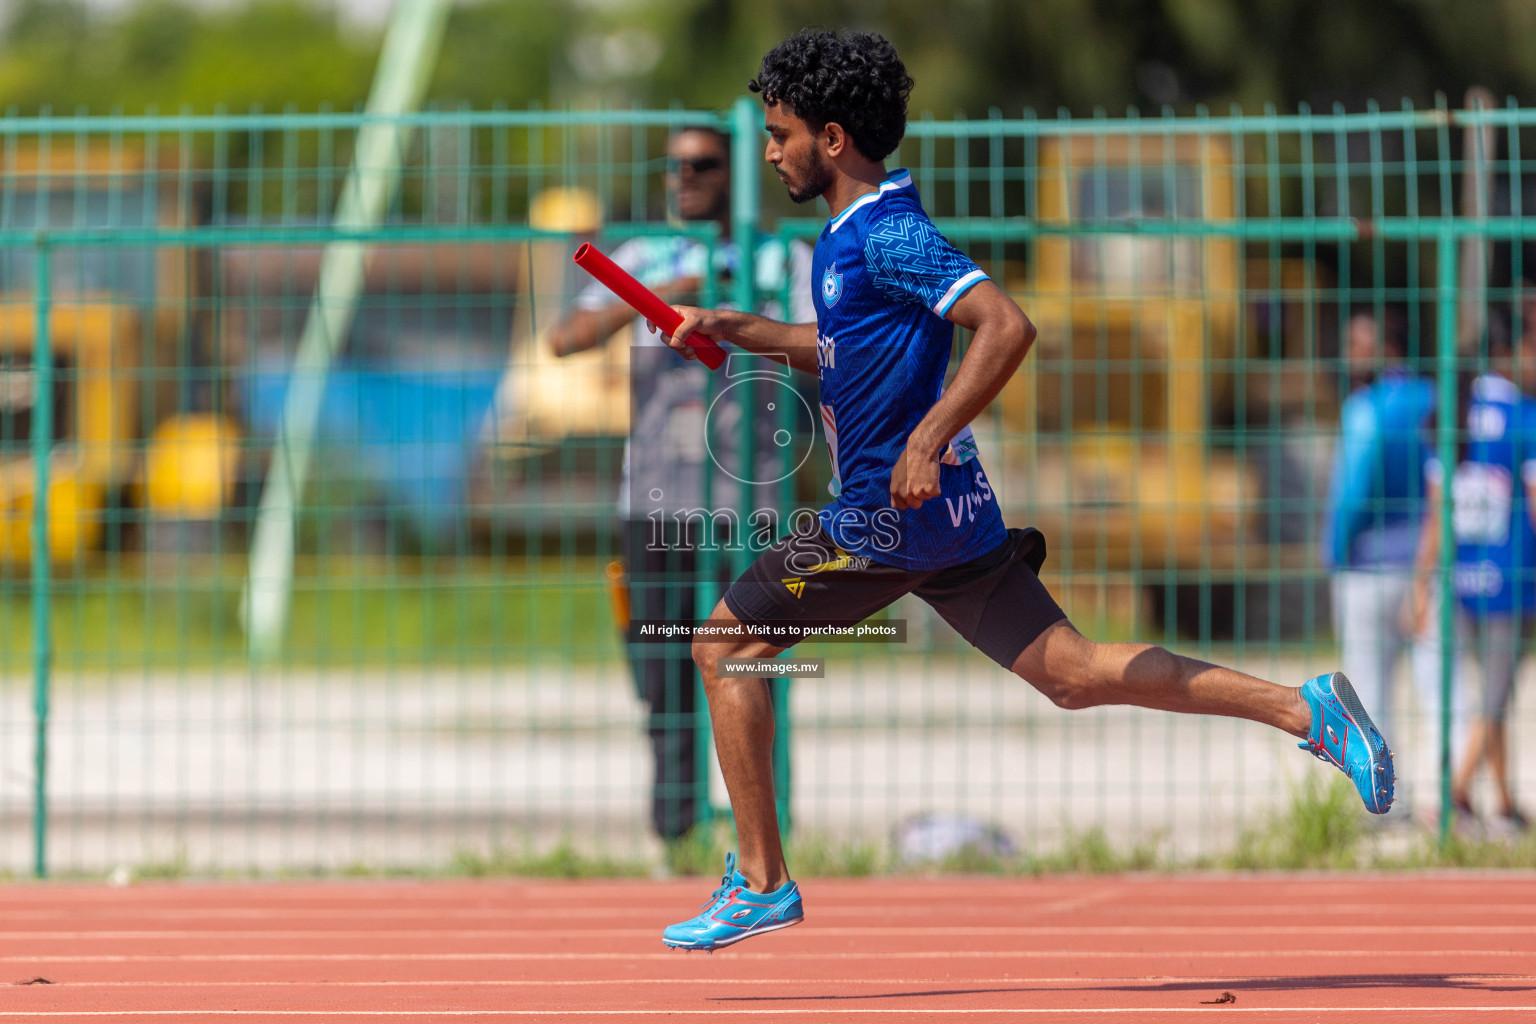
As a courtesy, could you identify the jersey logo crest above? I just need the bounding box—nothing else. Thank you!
[781,577,806,598]
[821,264,843,308]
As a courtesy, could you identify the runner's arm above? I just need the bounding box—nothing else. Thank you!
[891,281,1034,509]
[654,306,820,375]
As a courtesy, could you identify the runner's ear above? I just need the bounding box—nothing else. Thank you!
[823,122,848,159]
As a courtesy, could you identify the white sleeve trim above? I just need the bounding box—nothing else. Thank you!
[828,174,911,233]
[933,269,989,316]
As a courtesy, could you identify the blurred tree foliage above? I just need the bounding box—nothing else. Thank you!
[620,0,1536,115]
[0,1,375,113]
[0,0,1532,115]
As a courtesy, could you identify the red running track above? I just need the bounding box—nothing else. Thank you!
[3,874,1535,1022]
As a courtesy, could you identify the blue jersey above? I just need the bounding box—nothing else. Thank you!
[811,168,1007,571]
[1323,369,1435,570]
[1430,374,1536,616]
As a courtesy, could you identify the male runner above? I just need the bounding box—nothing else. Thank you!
[652,29,1395,951]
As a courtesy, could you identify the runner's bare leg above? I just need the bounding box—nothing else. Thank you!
[1011,620,1312,736]
[691,599,791,894]
[698,610,1313,894]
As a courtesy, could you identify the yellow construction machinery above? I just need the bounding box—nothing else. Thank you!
[998,133,1327,624]
[0,144,224,563]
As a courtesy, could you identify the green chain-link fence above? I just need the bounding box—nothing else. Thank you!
[2,100,1532,877]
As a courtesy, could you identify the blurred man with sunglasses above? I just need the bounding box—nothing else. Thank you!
[548,127,813,849]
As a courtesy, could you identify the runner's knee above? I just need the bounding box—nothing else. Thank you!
[1039,642,1176,710]
[692,635,765,689]
[1012,624,1110,710]
[1013,641,1099,712]
[1029,670,1104,710]
[691,634,722,675]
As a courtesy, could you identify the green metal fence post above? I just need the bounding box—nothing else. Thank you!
[30,237,53,880]
[1435,227,1458,850]
[728,95,793,837]
[694,245,721,834]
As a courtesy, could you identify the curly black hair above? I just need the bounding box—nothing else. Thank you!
[749,29,914,163]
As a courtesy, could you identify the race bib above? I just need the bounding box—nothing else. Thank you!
[1452,462,1513,546]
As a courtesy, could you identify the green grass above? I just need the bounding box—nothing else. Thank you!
[1019,828,1166,874]
[53,844,656,884]
[445,844,653,879]
[787,832,885,877]
[128,852,193,880]
[865,826,1167,876]
[653,779,1534,879]
[0,553,1323,673]
[655,819,1161,879]
[20,766,1536,884]
[1215,776,1536,871]
[1220,774,1366,870]
[43,796,1536,884]
[0,555,620,670]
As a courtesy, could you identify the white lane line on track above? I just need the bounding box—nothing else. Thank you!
[8,925,1536,940]
[4,902,1536,923]
[4,1008,1536,1017]
[7,879,1528,906]
[3,892,1523,909]
[21,975,1532,988]
[2,950,1529,963]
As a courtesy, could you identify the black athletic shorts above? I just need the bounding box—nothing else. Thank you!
[721,524,1066,669]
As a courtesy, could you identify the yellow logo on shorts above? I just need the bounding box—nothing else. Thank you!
[781,577,805,598]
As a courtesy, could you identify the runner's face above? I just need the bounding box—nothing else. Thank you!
[764,102,834,204]
[667,131,730,222]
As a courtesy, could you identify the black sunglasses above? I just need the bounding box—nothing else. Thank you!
[667,155,725,175]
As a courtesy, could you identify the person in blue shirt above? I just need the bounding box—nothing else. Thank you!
[1404,321,1535,837]
[1323,310,1461,824]
[647,29,1393,951]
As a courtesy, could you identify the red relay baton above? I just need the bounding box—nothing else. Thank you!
[572,242,727,370]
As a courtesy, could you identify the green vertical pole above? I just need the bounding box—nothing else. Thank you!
[31,239,53,880]
[695,250,720,832]
[728,95,791,836]
[1435,228,1457,849]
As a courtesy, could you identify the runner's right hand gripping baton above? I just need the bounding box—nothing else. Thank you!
[572,243,727,370]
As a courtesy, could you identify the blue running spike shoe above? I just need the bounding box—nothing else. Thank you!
[1298,671,1395,814]
[662,852,804,950]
